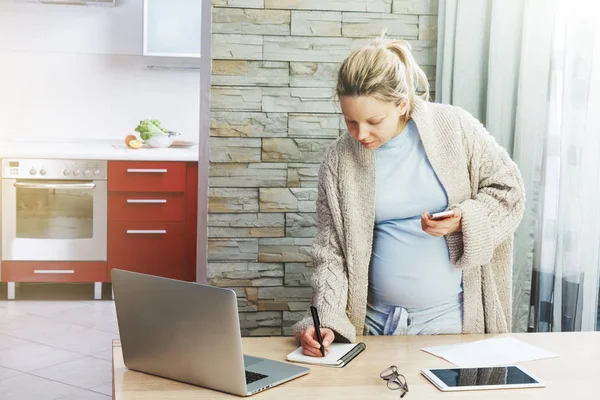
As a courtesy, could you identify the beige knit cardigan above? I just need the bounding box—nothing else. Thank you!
[292,98,526,343]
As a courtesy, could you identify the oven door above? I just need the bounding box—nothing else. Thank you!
[1,179,107,261]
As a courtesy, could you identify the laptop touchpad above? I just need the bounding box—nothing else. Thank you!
[244,356,263,368]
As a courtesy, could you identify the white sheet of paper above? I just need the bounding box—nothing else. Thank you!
[286,343,359,365]
[421,337,559,367]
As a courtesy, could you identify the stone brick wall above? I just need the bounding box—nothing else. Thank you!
[209,0,439,336]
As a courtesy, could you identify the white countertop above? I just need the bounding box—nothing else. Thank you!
[0,139,199,162]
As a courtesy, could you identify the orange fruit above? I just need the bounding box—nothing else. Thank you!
[124,134,137,146]
[128,140,143,149]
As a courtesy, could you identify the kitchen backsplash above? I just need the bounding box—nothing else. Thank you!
[0,0,200,141]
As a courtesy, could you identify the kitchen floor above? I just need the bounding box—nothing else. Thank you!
[0,282,118,400]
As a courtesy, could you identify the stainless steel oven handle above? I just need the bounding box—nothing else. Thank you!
[126,169,168,173]
[13,182,96,190]
[126,230,167,234]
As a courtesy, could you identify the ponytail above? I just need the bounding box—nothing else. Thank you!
[384,39,431,107]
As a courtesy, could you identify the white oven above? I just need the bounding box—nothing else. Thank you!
[1,159,107,261]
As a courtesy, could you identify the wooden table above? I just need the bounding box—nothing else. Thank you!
[112,332,600,399]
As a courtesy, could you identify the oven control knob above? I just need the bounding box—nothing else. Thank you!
[73,170,81,176]
[93,170,101,176]
[40,169,47,176]
[29,168,36,176]
[84,169,91,176]
[63,169,71,176]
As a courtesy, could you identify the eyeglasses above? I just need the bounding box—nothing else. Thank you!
[380,365,409,398]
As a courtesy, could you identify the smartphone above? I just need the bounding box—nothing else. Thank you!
[430,210,455,220]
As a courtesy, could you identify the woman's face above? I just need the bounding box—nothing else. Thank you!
[340,95,408,150]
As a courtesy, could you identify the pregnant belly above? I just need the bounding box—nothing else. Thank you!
[369,231,462,309]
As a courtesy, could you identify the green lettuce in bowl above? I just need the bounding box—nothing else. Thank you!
[134,119,168,141]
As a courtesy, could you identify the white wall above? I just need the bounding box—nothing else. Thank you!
[0,0,200,141]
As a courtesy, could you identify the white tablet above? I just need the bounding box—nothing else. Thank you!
[421,366,545,392]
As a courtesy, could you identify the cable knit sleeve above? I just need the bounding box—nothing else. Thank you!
[446,110,526,268]
[291,148,356,344]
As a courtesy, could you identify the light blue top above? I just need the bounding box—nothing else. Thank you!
[368,119,463,310]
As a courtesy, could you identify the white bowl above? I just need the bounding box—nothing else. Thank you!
[145,131,181,148]
[145,134,172,148]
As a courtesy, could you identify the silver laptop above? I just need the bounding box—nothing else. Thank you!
[111,269,309,396]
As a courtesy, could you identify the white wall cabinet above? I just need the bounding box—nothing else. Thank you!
[0,0,143,55]
[143,0,202,58]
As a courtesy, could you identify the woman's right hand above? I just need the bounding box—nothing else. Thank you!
[300,326,335,357]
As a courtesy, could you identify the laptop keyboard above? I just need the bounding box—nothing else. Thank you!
[245,370,268,384]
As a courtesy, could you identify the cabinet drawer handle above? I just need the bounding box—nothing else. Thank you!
[126,199,167,204]
[126,169,168,173]
[34,270,75,274]
[126,230,167,234]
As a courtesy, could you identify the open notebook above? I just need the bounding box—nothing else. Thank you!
[286,343,366,368]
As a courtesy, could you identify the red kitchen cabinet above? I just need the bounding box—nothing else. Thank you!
[107,222,185,280]
[185,162,198,282]
[108,161,186,192]
[107,161,198,283]
[2,261,107,283]
[108,192,185,222]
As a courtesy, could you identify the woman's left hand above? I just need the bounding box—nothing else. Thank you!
[421,209,462,237]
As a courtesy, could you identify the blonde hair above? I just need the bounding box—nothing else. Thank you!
[336,32,430,117]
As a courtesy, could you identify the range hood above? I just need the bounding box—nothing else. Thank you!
[37,0,115,5]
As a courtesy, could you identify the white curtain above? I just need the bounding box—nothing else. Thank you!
[534,0,600,332]
[437,0,600,332]
[436,0,524,151]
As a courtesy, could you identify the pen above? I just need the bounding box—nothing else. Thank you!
[310,306,325,357]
